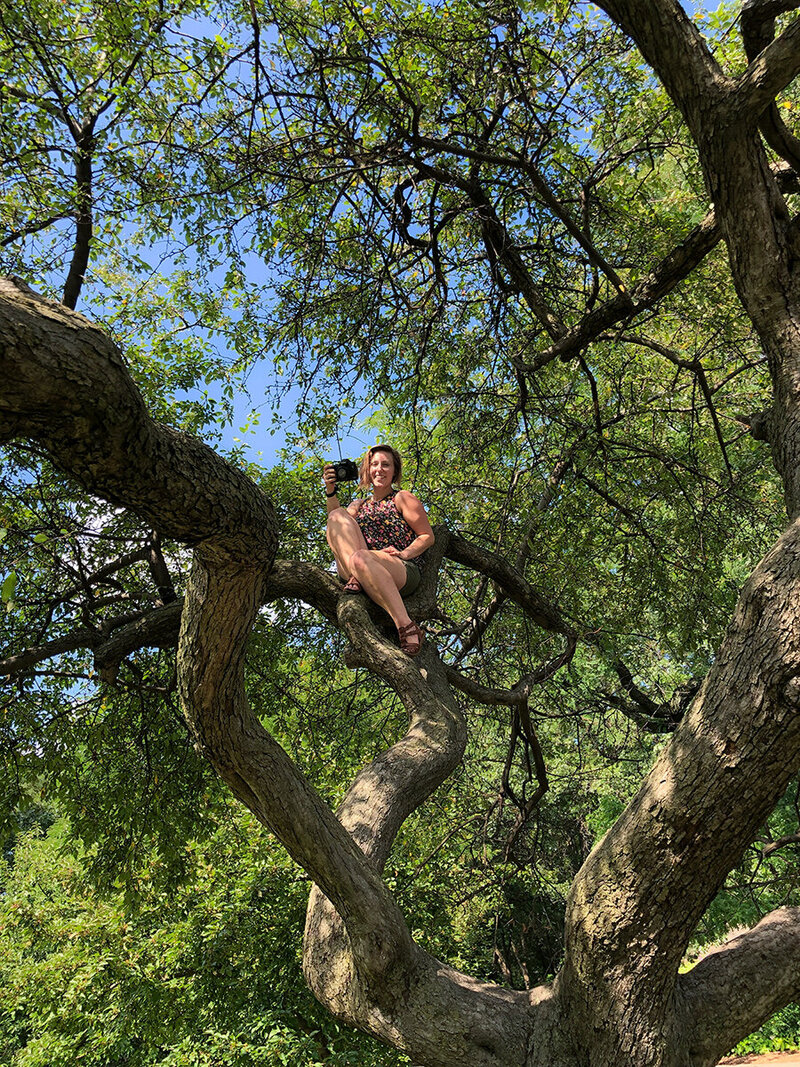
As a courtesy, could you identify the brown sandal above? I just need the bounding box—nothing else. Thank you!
[397,620,424,657]
[342,576,362,593]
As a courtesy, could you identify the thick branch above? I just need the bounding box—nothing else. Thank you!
[445,533,574,637]
[0,278,276,558]
[0,628,98,676]
[563,517,800,1048]
[93,601,184,674]
[523,206,721,370]
[594,0,728,132]
[735,10,800,128]
[741,0,800,170]
[301,593,548,1064]
[680,906,800,1064]
[592,11,800,515]
[0,279,400,968]
[0,281,554,1067]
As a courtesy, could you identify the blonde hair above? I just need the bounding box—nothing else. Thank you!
[359,444,403,489]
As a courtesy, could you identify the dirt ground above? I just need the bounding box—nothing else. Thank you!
[719,1053,800,1065]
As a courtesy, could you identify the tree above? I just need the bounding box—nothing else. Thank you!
[1,812,411,1067]
[3,1,800,1066]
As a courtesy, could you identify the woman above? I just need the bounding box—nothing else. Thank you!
[324,445,434,657]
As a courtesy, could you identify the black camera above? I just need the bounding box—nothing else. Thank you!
[331,458,359,482]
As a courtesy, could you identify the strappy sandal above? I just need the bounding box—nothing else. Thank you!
[397,620,424,657]
[341,576,362,593]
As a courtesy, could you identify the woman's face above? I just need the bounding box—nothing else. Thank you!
[369,450,395,489]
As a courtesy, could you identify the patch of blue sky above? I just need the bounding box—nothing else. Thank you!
[7,0,736,475]
[3,67,374,473]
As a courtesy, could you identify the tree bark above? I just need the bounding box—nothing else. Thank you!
[561,518,800,1064]
[3,268,800,1065]
[5,2,800,1057]
[0,278,553,1067]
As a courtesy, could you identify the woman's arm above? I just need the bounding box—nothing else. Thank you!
[392,491,435,560]
[323,465,341,515]
[324,465,362,517]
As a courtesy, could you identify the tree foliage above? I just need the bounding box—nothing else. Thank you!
[3,1,800,1066]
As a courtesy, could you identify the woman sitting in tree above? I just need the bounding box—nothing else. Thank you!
[324,444,434,657]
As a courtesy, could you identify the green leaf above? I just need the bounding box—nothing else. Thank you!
[1,571,17,602]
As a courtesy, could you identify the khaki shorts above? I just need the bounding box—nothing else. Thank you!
[401,561,421,596]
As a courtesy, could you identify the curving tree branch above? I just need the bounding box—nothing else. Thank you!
[741,0,800,171]
[594,1,729,131]
[679,906,800,1064]
[0,628,100,676]
[735,4,800,131]
[445,533,574,638]
[562,517,800,1061]
[519,205,721,371]
[3,273,800,1065]
[0,276,561,1067]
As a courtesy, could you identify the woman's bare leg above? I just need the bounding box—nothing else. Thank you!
[326,519,422,650]
[349,549,413,630]
[326,508,368,580]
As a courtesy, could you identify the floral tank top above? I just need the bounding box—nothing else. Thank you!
[356,491,423,564]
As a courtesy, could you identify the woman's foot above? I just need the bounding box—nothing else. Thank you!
[342,575,363,593]
[397,620,424,656]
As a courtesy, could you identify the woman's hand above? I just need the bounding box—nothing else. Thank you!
[323,464,338,496]
[323,464,343,514]
[382,545,404,558]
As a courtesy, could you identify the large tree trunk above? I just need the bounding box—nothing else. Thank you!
[3,276,800,1067]
[4,6,800,1064]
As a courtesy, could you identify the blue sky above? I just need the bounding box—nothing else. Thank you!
[217,0,721,472]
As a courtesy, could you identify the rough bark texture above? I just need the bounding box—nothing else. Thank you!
[0,279,555,1066]
[562,519,800,1065]
[4,3,800,1063]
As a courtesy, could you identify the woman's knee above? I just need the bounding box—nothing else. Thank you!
[327,508,353,532]
[326,508,355,546]
[350,549,372,575]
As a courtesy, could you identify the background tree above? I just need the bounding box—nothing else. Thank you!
[3,1,800,1066]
